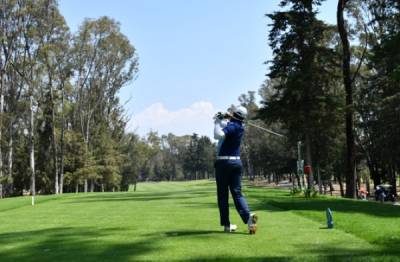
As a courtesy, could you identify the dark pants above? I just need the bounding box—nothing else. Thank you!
[215,160,250,226]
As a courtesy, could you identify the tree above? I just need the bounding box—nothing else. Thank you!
[239,91,258,180]
[260,0,343,190]
[0,0,23,197]
[38,3,71,194]
[356,0,400,193]
[71,16,138,192]
[0,2,140,197]
[196,136,215,180]
[337,0,356,198]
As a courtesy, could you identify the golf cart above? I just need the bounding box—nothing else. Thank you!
[374,184,396,203]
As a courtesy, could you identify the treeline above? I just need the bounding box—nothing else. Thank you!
[0,0,217,198]
[121,132,215,191]
[0,0,140,197]
[242,0,400,198]
[1,0,399,200]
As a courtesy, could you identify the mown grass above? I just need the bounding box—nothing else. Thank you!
[248,187,400,255]
[0,180,399,261]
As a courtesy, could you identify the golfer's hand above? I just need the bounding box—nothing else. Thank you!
[214,112,224,121]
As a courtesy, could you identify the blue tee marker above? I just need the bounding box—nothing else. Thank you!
[326,208,334,229]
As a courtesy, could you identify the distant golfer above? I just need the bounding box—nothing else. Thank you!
[213,106,258,234]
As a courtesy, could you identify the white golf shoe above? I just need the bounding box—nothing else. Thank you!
[248,213,258,234]
[224,224,238,232]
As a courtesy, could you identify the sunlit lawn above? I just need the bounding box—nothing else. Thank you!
[0,180,399,261]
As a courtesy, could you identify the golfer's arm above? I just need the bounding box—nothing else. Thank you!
[214,119,227,140]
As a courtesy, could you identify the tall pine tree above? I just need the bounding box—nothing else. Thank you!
[260,0,343,190]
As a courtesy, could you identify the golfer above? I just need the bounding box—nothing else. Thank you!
[213,106,258,234]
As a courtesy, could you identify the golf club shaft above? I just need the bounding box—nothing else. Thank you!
[220,112,285,137]
[246,121,285,137]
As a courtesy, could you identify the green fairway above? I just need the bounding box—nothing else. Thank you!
[0,181,399,262]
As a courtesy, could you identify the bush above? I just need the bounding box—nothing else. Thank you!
[303,188,318,198]
[290,187,319,198]
[290,187,303,196]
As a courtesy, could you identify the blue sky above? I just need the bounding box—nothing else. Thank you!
[59,0,338,138]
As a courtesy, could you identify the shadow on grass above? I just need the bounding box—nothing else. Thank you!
[371,236,400,251]
[173,258,293,262]
[249,189,400,218]
[0,227,158,262]
[64,189,214,204]
[248,188,400,252]
[0,195,65,213]
[0,227,399,262]
[173,243,400,262]
[181,201,219,209]
[297,242,400,262]
[162,230,248,237]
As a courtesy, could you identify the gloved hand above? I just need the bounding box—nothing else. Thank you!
[214,112,224,120]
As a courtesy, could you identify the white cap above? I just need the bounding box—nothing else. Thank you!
[233,106,248,121]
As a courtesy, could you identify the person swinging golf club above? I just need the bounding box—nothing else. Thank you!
[214,106,258,234]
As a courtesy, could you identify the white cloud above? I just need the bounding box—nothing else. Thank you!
[127,101,217,138]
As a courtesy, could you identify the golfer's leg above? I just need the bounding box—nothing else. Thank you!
[215,161,230,226]
[229,161,250,224]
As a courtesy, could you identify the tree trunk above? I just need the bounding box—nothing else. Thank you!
[274,173,278,185]
[338,175,344,197]
[83,116,90,193]
[75,183,79,193]
[317,166,322,194]
[30,96,36,205]
[169,166,173,181]
[292,173,295,189]
[305,133,314,190]
[52,131,58,194]
[367,160,381,188]
[329,181,334,196]
[246,156,254,181]
[46,67,59,195]
[296,173,302,189]
[59,88,65,194]
[356,168,361,198]
[391,165,397,195]
[50,87,59,194]
[84,179,88,193]
[90,179,94,192]
[337,0,356,199]
[0,94,3,198]
[365,176,370,196]
[7,127,13,193]
[362,141,381,189]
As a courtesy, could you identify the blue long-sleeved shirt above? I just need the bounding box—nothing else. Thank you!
[215,119,244,157]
